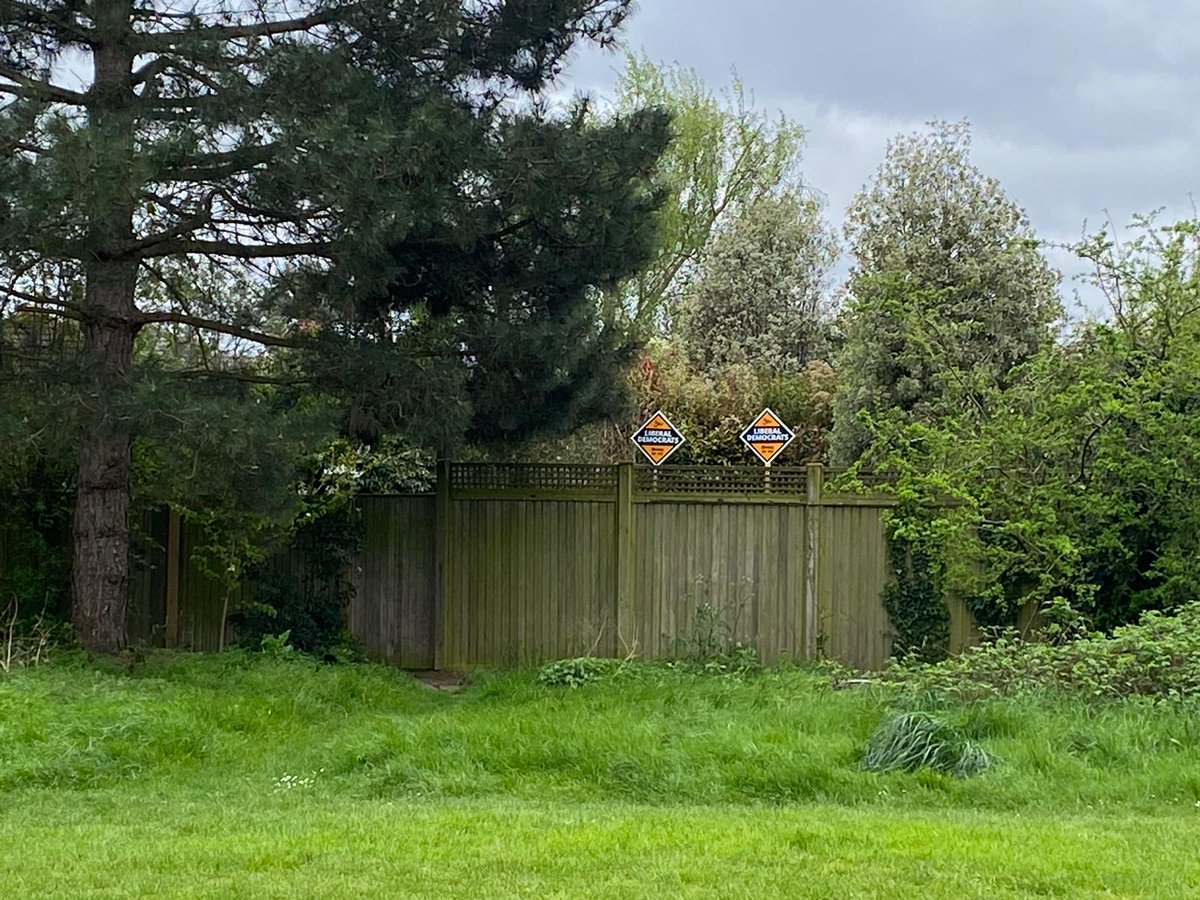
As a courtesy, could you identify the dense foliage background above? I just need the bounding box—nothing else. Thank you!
[3,12,1197,652]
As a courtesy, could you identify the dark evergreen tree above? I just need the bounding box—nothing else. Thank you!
[0,0,668,651]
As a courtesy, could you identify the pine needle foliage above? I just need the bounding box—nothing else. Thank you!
[1,0,669,650]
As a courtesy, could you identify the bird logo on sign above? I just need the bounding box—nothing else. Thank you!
[631,410,685,465]
[740,408,795,466]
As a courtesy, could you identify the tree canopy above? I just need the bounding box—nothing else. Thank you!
[830,121,1061,464]
[676,190,836,375]
[602,53,806,334]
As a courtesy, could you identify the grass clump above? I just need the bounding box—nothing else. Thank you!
[862,711,993,778]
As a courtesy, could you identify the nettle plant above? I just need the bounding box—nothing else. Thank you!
[668,577,760,676]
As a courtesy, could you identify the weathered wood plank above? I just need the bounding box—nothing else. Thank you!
[347,496,437,668]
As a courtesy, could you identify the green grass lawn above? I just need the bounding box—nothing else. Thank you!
[1,653,1198,897]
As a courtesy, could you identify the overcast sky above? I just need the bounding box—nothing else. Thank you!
[563,0,1200,314]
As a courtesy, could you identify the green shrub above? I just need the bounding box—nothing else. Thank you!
[537,657,622,688]
[862,711,993,777]
[259,630,296,660]
[231,506,361,656]
[881,602,1200,701]
[881,530,950,662]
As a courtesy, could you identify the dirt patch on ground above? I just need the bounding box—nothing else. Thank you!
[411,670,469,692]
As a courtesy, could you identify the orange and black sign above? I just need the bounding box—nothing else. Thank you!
[740,408,795,466]
[631,411,685,465]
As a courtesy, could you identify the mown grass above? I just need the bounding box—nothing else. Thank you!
[1,652,1198,897]
[4,792,1198,898]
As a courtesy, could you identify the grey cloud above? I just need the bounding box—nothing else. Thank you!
[574,1,1200,148]
[563,0,1200,309]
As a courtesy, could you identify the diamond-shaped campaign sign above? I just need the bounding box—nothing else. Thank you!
[740,408,795,466]
[631,410,685,466]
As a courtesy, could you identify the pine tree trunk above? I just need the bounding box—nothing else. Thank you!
[72,0,138,653]
[72,264,138,654]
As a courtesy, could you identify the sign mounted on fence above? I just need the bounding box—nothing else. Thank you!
[631,411,685,465]
[740,408,795,466]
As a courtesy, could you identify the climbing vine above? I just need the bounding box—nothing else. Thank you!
[881,502,951,661]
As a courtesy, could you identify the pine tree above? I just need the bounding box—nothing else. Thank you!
[0,0,668,651]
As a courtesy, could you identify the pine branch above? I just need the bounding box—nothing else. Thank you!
[0,284,83,314]
[0,64,89,105]
[138,239,333,260]
[3,0,95,44]
[176,368,315,386]
[131,56,172,87]
[136,310,308,349]
[14,303,84,322]
[167,145,278,183]
[212,187,331,227]
[6,139,45,154]
[124,194,218,255]
[134,10,341,51]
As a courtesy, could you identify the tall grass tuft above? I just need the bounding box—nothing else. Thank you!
[862,711,993,777]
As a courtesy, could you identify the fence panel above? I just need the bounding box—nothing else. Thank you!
[348,496,437,667]
[632,500,808,663]
[176,521,244,651]
[817,504,895,668]
[444,498,616,667]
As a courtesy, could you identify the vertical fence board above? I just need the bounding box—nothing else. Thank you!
[947,594,982,653]
[127,507,169,647]
[348,496,436,668]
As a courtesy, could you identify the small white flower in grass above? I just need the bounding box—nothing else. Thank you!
[272,770,321,793]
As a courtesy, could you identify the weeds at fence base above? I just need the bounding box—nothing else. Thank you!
[666,577,761,676]
[0,597,54,674]
[536,656,625,688]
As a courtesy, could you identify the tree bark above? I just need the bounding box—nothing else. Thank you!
[72,0,139,653]
[72,264,138,653]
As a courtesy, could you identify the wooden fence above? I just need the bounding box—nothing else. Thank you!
[93,462,981,669]
[283,462,974,669]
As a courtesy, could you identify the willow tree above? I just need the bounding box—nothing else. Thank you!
[604,53,805,333]
[0,0,668,651]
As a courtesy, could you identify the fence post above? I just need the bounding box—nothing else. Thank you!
[614,463,635,657]
[804,463,824,660]
[165,507,181,648]
[434,458,451,670]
